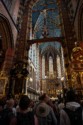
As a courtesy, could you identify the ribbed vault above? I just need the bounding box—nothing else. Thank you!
[41,45,60,59]
[31,0,62,54]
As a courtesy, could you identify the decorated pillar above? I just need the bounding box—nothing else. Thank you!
[16,2,31,61]
[12,1,32,95]
[58,0,77,84]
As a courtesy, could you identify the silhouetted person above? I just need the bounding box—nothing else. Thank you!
[60,88,83,125]
[17,95,35,125]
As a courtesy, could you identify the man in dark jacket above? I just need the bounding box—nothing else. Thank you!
[60,88,83,125]
[17,95,35,125]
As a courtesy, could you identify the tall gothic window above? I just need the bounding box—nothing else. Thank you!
[61,47,65,76]
[56,55,61,78]
[49,56,53,75]
[42,56,45,79]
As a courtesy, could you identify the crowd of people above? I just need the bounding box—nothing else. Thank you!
[0,88,83,125]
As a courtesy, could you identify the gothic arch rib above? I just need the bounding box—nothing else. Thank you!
[41,45,60,58]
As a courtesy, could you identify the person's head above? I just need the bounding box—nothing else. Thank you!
[65,88,76,102]
[19,95,31,110]
[36,102,50,117]
[39,93,50,103]
[47,99,54,107]
[6,98,15,108]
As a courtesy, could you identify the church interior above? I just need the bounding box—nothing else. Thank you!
[0,0,83,100]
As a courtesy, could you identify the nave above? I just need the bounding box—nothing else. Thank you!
[0,0,83,108]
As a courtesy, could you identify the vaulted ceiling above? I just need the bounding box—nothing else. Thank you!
[32,0,62,55]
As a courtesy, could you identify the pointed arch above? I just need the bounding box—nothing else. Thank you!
[0,14,14,72]
[0,14,14,48]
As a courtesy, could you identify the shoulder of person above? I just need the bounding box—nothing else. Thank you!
[60,108,68,116]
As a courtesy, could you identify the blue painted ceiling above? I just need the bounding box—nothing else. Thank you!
[32,0,62,54]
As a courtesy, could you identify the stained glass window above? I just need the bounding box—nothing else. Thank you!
[49,56,53,75]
